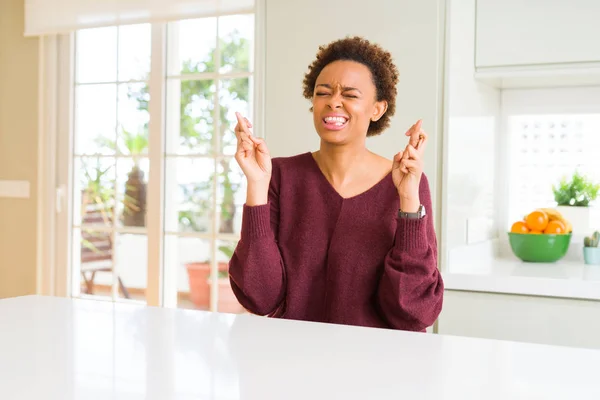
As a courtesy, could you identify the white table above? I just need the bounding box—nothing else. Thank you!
[1,295,600,399]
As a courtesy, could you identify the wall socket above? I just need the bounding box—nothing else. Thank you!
[0,180,31,199]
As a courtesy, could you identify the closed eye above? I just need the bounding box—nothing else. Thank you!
[315,92,329,96]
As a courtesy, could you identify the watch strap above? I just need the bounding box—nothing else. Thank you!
[398,204,425,219]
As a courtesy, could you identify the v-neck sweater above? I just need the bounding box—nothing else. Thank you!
[228,152,443,331]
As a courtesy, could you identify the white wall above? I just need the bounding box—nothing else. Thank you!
[264,0,446,225]
[0,0,39,298]
[442,0,501,266]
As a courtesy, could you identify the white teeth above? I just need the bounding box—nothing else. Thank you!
[324,116,348,124]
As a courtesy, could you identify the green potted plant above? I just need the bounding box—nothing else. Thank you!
[119,128,148,227]
[93,127,148,228]
[583,231,600,265]
[553,171,600,236]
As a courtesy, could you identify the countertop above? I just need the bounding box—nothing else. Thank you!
[443,258,600,300]
[2,295,600,399]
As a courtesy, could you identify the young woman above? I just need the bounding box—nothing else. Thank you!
[228,36,443,331]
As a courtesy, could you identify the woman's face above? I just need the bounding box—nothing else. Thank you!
[312,60,387,145]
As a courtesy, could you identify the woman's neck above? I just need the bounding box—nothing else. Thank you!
[314,141,372,186]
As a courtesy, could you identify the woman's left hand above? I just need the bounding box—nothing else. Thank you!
[392,119,428,212]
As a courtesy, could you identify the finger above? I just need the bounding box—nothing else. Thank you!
[404,119,421,134]
[235,112,252,137]
[244,117,253,129]
[393,151,403,165]
[409,121,423,148]
[401,158,421,172]
[400,162,409,174]
[250,136,270,155]
[234,113,245,140]
[405,144,419,160]
[415,130,428,152]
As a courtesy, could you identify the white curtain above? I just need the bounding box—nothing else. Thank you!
[24,0,255,36]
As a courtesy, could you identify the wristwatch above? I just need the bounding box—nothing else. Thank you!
[398,204,426,219]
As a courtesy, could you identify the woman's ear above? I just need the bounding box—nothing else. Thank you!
[371,100,388,122]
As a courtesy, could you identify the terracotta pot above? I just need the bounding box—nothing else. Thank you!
[185,262,229,309]
[212,278,245,313]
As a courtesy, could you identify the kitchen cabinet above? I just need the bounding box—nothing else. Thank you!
[475,0,600,69]
[438,290,600,350]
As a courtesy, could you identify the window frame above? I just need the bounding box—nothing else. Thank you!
[41,3,266,308]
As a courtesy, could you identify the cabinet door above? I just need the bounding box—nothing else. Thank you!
[438,290,600,350]
[475,0,600,68]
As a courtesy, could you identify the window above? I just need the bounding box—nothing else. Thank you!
[502,88,600,232]
[73,24,152,302]
[69,13,256,312]
[163,15,254,311]
[507,114,600,226]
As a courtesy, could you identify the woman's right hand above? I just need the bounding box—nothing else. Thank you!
[234,113,272,205]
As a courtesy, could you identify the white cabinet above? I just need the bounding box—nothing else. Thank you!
[438,290,600,350]
[475,0,600,68]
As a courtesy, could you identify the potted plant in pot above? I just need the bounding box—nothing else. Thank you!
[119,129,148,227]
[182,177,242,312]
[185,252,230,311]
[93,128,149,228]
[210,243,244,313]
[552,171,600,236]
[583,231,600,265]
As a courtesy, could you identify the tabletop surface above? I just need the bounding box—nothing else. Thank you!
[1,295,600,400]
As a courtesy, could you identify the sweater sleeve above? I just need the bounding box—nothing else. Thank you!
[376,174,444,331]
[228,162,286,316]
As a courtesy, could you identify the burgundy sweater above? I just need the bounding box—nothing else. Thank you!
[228,152,444,331]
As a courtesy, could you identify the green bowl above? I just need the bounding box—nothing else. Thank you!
[507,232,572,263]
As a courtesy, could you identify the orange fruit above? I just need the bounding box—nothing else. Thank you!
[529,230,542,234]
[511,221,529,234]
[544,220,566,234]
[525,210,549,232]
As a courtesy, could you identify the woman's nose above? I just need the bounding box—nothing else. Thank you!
[327,93,342,109]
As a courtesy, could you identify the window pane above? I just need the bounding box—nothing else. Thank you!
[75,84,117,155]
[167,18,217,76]
[166,79,216,155]
[219,14,254,74]
[76,157,116,228]
[76,27,117,83]
[116,158,149,229]
[118,83,149,157]
[115,233,147,302]
[118,24,151,81]
[219,78,250,155]
[217,158,246,235]
[164,236,212,310]
[215,239,244,313]
[76,227,114,298]
[164,158,215,233]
